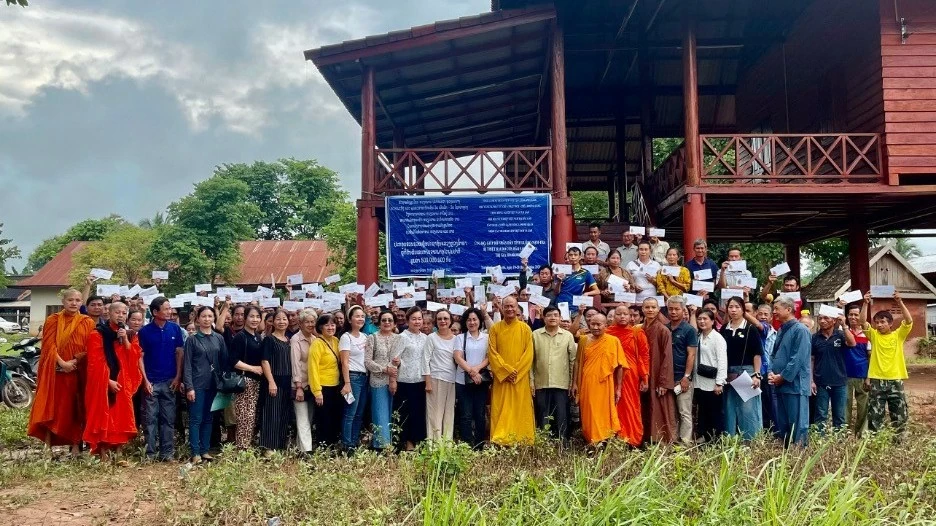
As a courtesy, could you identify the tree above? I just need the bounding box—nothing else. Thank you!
[163,177,259,287]
[322,201,386,282]
[137,212,167,229]
[803,231,922,269]
[5,0,28,6]
[0,223,21,288]
[571,191,610,220]
[26,215,128,272]
[148,225,214,296]
[215,158,349,240]
[68,226,156,288]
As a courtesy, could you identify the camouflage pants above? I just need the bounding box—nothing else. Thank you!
[867,379,908,434]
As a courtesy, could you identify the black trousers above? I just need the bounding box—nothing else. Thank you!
[393,381,427,448]
[456,381,490,448]
[535,388,570,439]
[695,388,723,443]
[315,385,343,447]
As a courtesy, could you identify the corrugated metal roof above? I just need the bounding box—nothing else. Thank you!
[13,240,333,288]
[910,254,936,276]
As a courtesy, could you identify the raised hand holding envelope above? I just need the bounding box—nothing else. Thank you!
[839,290,863,304]
[693,269,713,281]
[518,242,536,259]
[870,285,895,298]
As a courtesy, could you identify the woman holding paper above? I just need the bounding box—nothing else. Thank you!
[597,252,635,300]
[364,310,401,450]
[655,248,691,300]
[718,296,764,440]
[424,309,459,440]
[340,305,370,453]
[626,241,662,303]
[308,314,342,447]
[392,307,430,451]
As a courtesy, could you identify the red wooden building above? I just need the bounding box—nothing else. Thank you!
[304,0,936,289]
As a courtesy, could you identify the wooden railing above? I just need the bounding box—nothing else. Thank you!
[373,147,552,194]
[700,134,883,184]
[647,141,687,204]
[631,182,653,226]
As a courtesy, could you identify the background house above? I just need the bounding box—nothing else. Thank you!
[802,244,936,340]
[13,240,332,334]
[909,254,936,336]
[0,275,31,330]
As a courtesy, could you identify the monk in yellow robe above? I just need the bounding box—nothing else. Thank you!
[572,313,628,445]
[607,305,650,447]
[487,296,535,445]
[28,288,96,453]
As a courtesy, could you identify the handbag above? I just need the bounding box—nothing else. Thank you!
[697,363,718,379]
[725,323,750,383]
[461,332,492,383]
[213,366,246,394]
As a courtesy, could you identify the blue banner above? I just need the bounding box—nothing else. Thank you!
[385,194,551,278]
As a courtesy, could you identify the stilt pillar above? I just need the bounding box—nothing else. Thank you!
[848,225,871,294]
[357,66,379,284]
[549,19,575,262]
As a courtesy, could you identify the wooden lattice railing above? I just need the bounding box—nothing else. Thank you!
[700,134,883,184]
[374,147,552,194]
[647,141,687,204]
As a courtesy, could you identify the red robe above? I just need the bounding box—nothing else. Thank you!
[82,326,143,452]
[28,311,95,446]
[607,324,650,447]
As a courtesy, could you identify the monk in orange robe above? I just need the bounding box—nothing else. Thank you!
[83,303,143,458]
[641,298,676,443]
[572,313,628,445]
[28,288,96,453]
[607,305,650,447]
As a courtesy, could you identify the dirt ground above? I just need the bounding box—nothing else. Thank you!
[4,365,935,526]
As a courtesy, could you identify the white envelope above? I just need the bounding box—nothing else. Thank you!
[195,283,212,293]
[552,264,573,275]
[648,228,665,238]
[722,288,745,300]
[662,266,682,277]
[558,302,571,321]
[819,304,844,318]
[468,274,484,287]
[97,284,120,297]
[518,242,536,259]
[392,281,410,290]
[413,280,429,289]
[453,288,466,298]
[474,285,486,299]
[727,261,748,272]
[168,297,185,308]
[780,291,802,301]
[629,226,646,235]
[361,283,379,298]
[152,270,169,280]
[233,292,254,303]
[525,284,543,296]
[517,301,529,319]
[127,285,142,298]
[693,269,713,281]
[492,286,511,298]
[504,280,521,292]
[572,295,593,307]
[614,292,637,304]
[90,268,113,280]
[436,288,455,298]
[607,274,626,288]
[738,276,758,289]
[449,304,466,316]
[192,296,213,307]
[394,298,415,308]
[282,300,303,311]
[685,294,704,308]
[261,298,281,308]
[323,292,345,303]
[565,242,583,253]
[254,286,275,299]
[309,298,324,309]
[871,285,895,298]
[177,293,197,301]
[839,290,864,304]
[529,294,551,308]
[303,283,324,295]
[432,269,445,279]
[412,291,427,301]
[455,277,473,289]
[396,286,416,297]
[287,273,304,286]
[426,301,446,312]
[770,262,791,276]
[324,274,341,285]
[693,280,715,293]
[217,287,239,297]
[584,265,600,275]
[289,290,306,300]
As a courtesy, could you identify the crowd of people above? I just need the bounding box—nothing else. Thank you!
[25,225,914,464]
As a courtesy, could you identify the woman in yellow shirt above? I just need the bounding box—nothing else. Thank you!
[655,248,691,300]
[309,313,342,448]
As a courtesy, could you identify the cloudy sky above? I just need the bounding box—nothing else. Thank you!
[1,1,934,271]
[0,0,486,269]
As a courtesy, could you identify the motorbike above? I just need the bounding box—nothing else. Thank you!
[10,336,40,381]
[0,359,34,409]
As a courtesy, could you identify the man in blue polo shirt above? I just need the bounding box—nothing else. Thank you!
[555,247,599,315]
[811,312,856,433]
[666,296,698,445]
[686,239,719,295]
[139,296,185,461]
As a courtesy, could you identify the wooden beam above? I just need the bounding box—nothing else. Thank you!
[682,9,701,187]
[361,67,376,197]
[305,7,556,66]
[598,0,641,87]
[551,20,569,200]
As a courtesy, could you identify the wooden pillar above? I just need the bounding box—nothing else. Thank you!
[784,242,802,281]
[550,20,576,260]
[638,29,653,183]
[849,225,871,294]
[681,8,706,253]
[357,67,379,284]
[606,173,616,220]
[616,116,629,222]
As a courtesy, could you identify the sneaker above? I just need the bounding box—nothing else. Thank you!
[191,455,202,464]
[201,453,214,462]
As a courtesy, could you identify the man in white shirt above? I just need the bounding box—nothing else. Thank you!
[717,246,753,292]
[582,222,611,261]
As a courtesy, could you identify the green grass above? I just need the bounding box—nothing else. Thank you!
[0,407,30,449]
[0,332,31,355]
[908,356,936,366]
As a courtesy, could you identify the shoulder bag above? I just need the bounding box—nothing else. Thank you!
[212,335,246,394]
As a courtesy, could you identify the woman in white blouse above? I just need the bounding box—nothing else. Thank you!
[694,308,728,443]
[339,305,369,453]
[425,309,458,440]
[453,308,490,449]
[626,240,662,302]
[391,307,430,451]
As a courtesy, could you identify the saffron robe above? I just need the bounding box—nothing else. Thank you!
[643,319,677,443]
[487,319,535,445]
[607,324,650,446]
[28,311,95,445]
[82,325,143,452]
[577,333,628,444]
